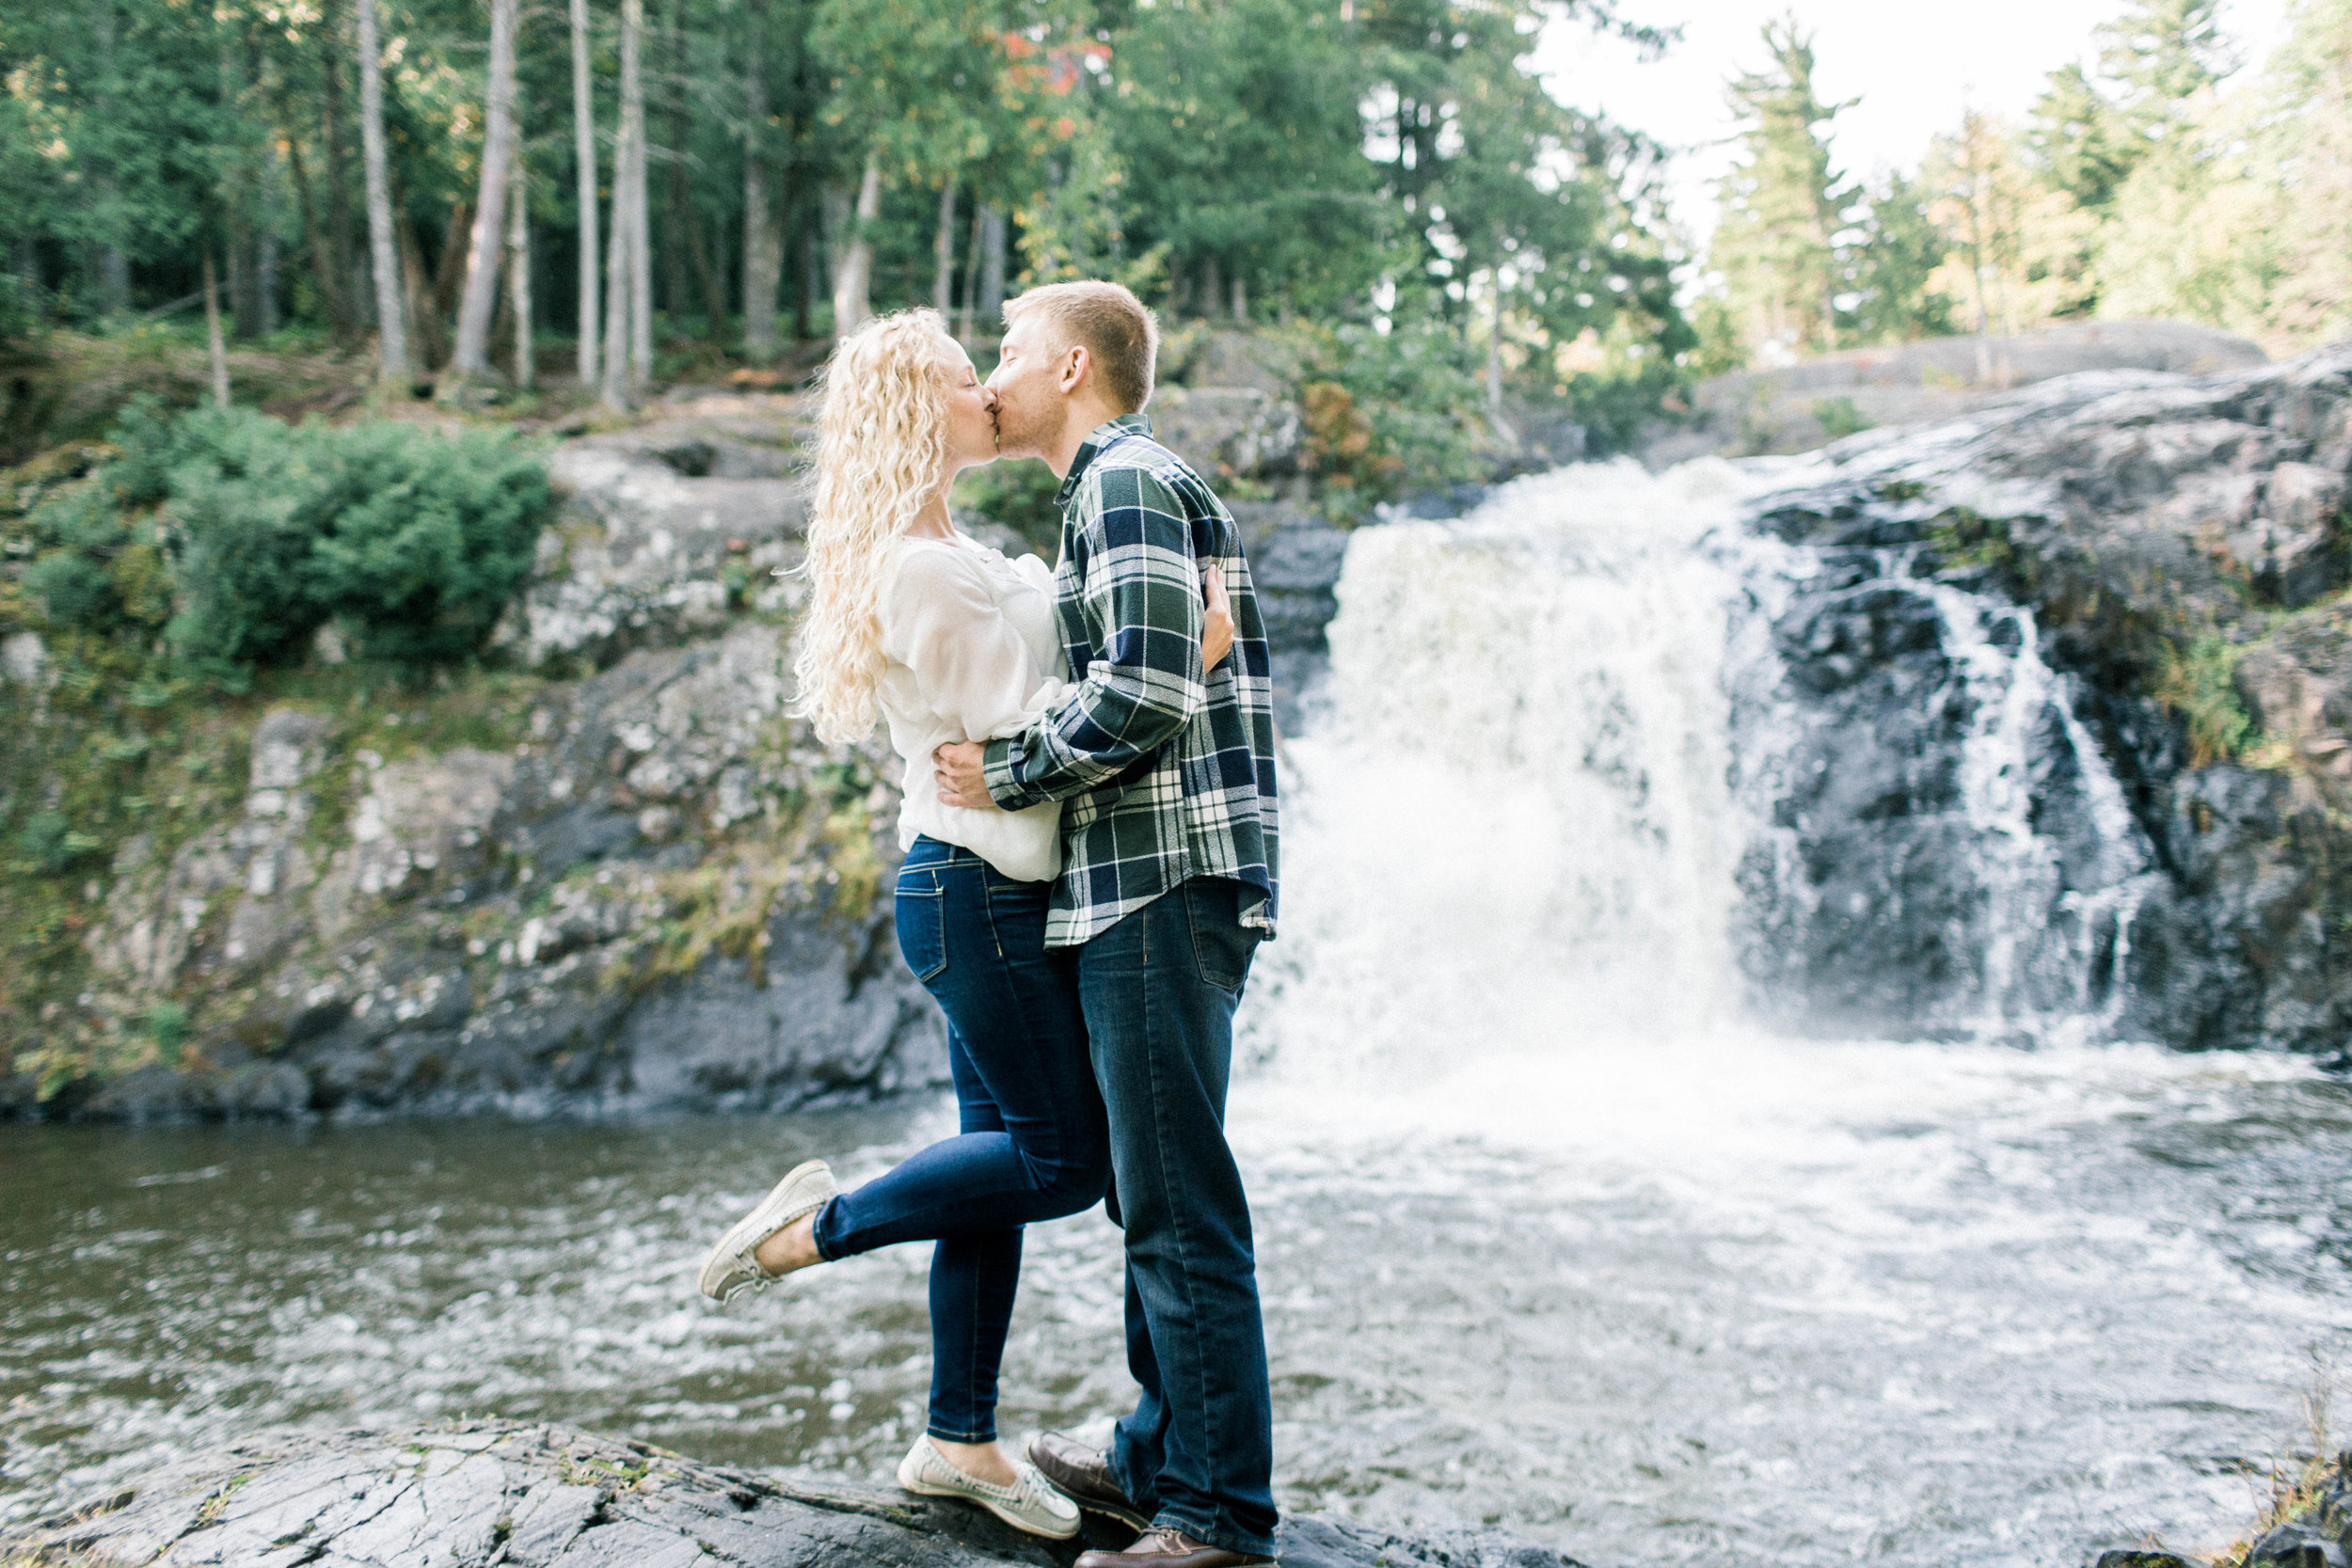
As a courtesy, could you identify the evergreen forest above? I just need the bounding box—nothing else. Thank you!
[0,0,1693,437]
[1702,0,2352,367]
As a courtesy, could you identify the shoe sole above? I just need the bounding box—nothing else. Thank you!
[1064,1493,1151,1532]
[1025,1435,1152,1531]
[697,1159,834,1302]
[897,1453,1081,1540]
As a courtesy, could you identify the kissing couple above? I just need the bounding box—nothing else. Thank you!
[695,280,1284,1568]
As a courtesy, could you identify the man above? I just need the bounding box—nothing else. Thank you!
[932,279,1281,1568]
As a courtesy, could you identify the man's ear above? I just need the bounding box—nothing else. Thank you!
[1057,344,1090,395]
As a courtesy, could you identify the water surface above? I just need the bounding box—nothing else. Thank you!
[5,1042,2347,1567]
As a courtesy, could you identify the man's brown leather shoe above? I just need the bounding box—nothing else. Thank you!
[1073,1527,1275,1567]
[1025,1431,1151,1530]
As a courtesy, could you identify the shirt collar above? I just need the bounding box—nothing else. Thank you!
[1054,412,1154,510]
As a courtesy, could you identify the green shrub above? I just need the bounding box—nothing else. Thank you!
[1281,315,1490,505]
[14,399,551,675]
[12,808,103,874]
[158,407,342,671]
[301,421,549,662]
[1813,395,1873,440]
[17,474,165,637]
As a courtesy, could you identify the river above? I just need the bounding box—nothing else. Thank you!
[6,459,2350,1566]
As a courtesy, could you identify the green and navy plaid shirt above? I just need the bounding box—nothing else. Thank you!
[982,413,1280,949]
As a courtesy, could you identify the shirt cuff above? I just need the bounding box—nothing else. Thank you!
[983,736,1049,813]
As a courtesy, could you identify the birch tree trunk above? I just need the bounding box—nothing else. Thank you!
[569,0,599,388]
[1485,266,1502,415]
[622,0,652,384]
[739,0,782,363]
[450,0,519,379]
[932,177,956,316]
[977,205,1005,327]
[203,252,230,407]
[508,141,533,388]
[357,0,408,384]
[601,142,632,408]
[599,2,638,411]
[831,150,879,338]
[958,198,984,340]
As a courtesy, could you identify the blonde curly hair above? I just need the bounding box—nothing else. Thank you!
[792,308,955,744]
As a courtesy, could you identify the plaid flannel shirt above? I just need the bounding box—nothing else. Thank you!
[982,413,1280,949]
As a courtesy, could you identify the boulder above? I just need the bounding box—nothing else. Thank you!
[516,404,809,672]
[0,1420,1597,1568]
[1658,320,2270,463]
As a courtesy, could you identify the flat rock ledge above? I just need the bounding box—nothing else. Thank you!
[4,1420,1595,1568]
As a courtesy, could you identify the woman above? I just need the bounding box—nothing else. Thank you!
[694,308,1232,1539]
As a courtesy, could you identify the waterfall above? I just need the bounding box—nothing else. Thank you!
[1249,456,2160,1068]
[1248,460,1756,1073]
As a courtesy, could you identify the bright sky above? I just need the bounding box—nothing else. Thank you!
[1530,0,2291,245]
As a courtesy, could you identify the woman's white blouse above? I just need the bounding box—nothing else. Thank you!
[874,532,1069,883]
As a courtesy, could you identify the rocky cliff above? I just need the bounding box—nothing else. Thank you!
[0,1419,1591,1568]
[1735,342,2352,1053]
[0,389,1355,1120]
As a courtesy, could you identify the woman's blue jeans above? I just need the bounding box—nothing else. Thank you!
[811,835,1109,1443]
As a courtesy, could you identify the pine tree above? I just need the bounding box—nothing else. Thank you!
[2100,0,2233,136]
[1843,170,1951,343]
[2028,62,2132,212]
[1709,18,1854,359]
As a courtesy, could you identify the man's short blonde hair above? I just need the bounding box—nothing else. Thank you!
[1003,280,1160,415]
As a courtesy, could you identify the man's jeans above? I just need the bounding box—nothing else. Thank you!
[815,837,1110,1443]
[1079,876,1278,1559]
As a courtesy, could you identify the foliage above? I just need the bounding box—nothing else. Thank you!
[18,401,549,677]
[1278,315,1492,505]
[1693,0,2352,370]
[2153,633,2254,765]
[1843,170,1955,343]
[1922,109,2103,337]
[953,459,1065,555]
[1708,21,1853,361]
[1811,396,1870,440]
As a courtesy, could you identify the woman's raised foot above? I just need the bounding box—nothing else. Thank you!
[696,1160,838,1304]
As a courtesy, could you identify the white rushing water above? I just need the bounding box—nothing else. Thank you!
[1248,459,1757,1070]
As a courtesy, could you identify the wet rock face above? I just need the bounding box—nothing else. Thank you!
[1728,514,2153,1041]
[2,1420,1597,1568]
[57,615,941,1122]
[1733,345,2352,1051]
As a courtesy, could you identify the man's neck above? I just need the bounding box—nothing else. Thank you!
[1041,400,1124,479]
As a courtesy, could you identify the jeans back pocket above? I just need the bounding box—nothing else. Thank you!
[895,873,948,982]
[1184,877,1263,995]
